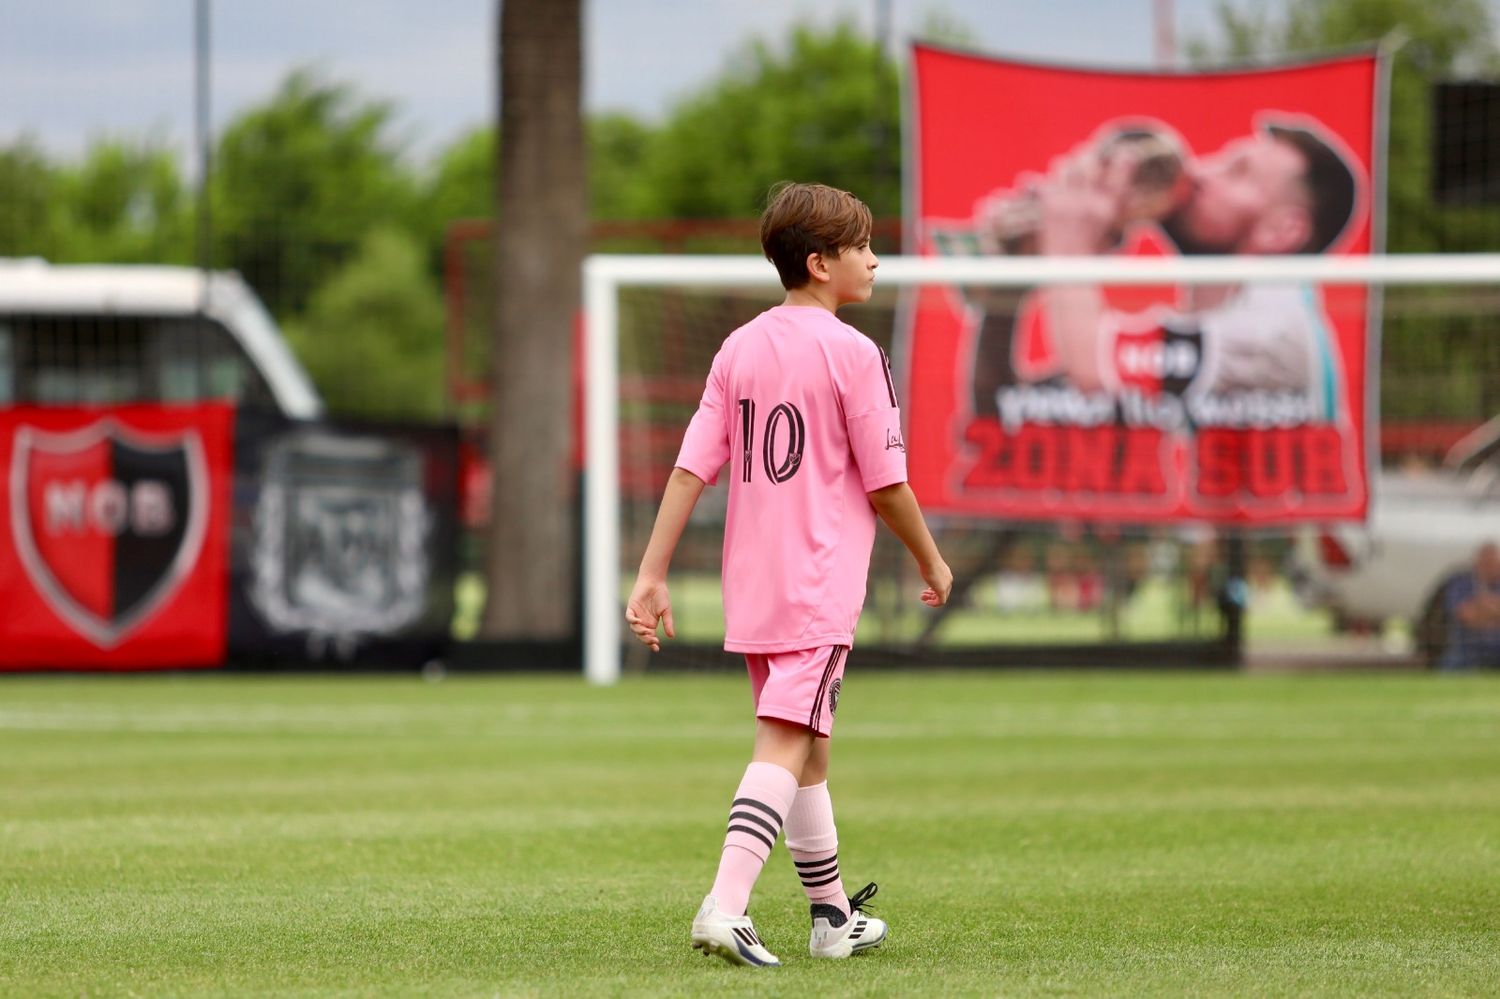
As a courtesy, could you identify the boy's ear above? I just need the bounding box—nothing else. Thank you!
[805,251,832,284]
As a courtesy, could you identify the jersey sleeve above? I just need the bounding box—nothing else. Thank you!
[841,341,908,492]
[674,348,730,485]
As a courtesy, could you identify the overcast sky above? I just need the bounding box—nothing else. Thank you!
[0,0,1472,167]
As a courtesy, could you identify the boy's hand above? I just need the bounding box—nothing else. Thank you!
[920,559,954,607]
[625,576,675,652]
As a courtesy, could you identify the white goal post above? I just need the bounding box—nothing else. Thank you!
[582,252,1500,685]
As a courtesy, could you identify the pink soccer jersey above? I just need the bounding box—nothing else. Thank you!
[674,305,908,652]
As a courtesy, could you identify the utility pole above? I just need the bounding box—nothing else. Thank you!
[1154,0,1176,68]
[194,0,212,283]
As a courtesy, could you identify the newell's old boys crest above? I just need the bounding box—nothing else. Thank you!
[9,420,208,648]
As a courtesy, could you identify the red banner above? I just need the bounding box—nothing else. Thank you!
[0,404,233,669]
[903,46,1383,524]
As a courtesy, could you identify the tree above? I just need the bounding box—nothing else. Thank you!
[419,126,495,261]
[0,140,63,259]
[56,139,192,264]
[282,228,445,419]
[1186,0,1500,252]
[212,69,416,318]
[633,20,901,220]
[589,113,658,221]
[0,137,190,264]
[481,0,587,641]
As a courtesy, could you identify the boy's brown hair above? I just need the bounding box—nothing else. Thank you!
[759,182,873,290]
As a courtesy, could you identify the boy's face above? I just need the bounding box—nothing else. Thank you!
[822,241,879,305]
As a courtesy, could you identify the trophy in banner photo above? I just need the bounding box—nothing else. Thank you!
[930,128,1192,258]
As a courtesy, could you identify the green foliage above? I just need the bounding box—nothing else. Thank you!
[633,19,901,219]
[1189,0,1500,253]
[57,139,193,263]
[0,137,191,263]
[212,68,417,318]
[418,126,494,257]
[589,113,659,220]
[3,673,1499,996]
[283,227,445,419]
[914,6,982,48]
[0,139,64,259]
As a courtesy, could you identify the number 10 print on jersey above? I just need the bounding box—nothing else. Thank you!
[738,399,805,485]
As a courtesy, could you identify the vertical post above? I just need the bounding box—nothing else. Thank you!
[1220,533,1247,665]
[442,226,467,417]
[583,258,621,685]
[1153,0,1176,69]
[872,0,894,209]
[194,0,212,289]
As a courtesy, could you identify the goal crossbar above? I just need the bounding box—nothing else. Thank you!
[582,252,1500,684]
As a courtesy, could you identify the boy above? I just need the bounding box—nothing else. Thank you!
[625,181,953,967]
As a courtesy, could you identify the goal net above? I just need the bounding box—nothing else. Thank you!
[584,253,1500,684]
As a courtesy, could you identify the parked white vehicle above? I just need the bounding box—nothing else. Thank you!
[0,259,321,418]
[1290,418,1500,664]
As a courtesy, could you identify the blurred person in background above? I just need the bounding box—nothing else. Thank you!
[1439,541,1500,672]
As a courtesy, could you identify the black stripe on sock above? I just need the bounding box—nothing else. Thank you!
[792,852,840,870]
[726,823,775,853]
[727,810,780,841]
[802,873,842,888]
[793,854,838,869]
[731,797,783,824]
[798,867,839,883]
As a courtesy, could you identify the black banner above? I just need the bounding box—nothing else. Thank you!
[229,411,460,667]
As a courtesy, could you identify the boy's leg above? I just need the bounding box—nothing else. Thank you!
[707,720,813,917]
[784,743,850,918]
[693,648,846,964]
[743,645,849,915]
[800,735,831,785]
[788,766,889,958]
[768,655,887,959]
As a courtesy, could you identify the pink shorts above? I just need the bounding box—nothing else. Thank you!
[745,645,849,738]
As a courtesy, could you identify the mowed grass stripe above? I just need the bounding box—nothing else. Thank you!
[1,672,1496,998]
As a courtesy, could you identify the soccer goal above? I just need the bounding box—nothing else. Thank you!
[583,252,1500,685]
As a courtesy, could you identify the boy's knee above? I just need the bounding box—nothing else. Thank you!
[753,718,816,770]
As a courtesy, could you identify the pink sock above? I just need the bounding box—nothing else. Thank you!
[784,780,850,917]
[709,762,799,917]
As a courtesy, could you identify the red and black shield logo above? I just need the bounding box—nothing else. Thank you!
[9,420,207,648]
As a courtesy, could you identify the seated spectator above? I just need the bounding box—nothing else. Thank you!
[1439,542,1500,672]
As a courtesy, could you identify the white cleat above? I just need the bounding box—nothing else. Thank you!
[808,882,887,958]
[690,895,781,967]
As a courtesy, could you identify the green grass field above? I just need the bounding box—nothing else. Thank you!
[3,671,1498,997]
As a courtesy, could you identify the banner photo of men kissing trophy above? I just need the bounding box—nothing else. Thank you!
[902,44,1385,525]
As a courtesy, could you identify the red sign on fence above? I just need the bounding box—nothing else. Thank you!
[0,404,233,669]
[902,45,1384,524]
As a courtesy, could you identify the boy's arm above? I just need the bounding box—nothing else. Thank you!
[868,482,953,606]
[626,467,707,651]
